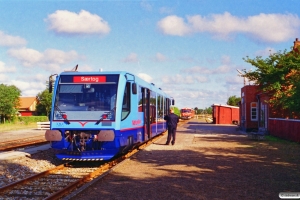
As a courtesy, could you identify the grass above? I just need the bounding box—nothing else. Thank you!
[265,135,298,144]
[0,122,38,132]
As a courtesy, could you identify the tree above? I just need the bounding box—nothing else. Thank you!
[194,107,198,114]
[0,84,21,123]
[242,46,300,115]
[227,95,241,106]
[172,106,180,116]
[205,107,212,114]
[36,89,53,118]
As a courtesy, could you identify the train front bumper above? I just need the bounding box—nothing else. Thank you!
[56,149,119,161]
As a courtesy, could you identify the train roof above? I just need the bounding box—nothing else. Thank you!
[58,70,172,99]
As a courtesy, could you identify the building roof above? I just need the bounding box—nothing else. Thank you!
[19,97,37,109]
[211,104,239,109]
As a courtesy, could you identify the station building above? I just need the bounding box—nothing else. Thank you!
[238,38,300,142]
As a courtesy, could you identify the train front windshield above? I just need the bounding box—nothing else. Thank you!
[53,74,119,121]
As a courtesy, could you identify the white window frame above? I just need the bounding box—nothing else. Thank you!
[250,102,258,121]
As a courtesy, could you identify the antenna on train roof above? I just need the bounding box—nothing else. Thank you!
[64,64,78,72]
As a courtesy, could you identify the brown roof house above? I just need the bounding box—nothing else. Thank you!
[18,97,38,116]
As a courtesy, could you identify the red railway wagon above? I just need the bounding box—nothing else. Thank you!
[180,108,195,120]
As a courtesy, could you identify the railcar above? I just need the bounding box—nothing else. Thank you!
[45,68,174,161]
[180,108,195,120]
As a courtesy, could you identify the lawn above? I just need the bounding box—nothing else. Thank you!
[0,122,38,132]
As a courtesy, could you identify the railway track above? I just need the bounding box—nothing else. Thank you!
[0,120,187,199]
[0,131,167,200]
[0,136,48,151]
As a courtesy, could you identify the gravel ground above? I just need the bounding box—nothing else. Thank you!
[0,149,64,187]
[0,128,64,188]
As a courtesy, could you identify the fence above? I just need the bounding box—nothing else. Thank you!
[37,122,50,130]
[269,118,300,143]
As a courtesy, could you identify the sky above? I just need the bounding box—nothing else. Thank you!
[1,0,300,109]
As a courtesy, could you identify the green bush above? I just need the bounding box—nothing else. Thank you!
[18,116,48,125]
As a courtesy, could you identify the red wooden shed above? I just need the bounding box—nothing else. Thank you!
[212,104,239,125]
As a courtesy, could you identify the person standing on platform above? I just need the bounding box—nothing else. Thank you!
[164,108,179,145]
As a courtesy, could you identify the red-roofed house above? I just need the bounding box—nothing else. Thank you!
[18,97,38,116]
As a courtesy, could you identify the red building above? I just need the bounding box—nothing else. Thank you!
[240,84,300,142]
[239,85,269,132]
[212,104,239,125]
[238,38,300,142]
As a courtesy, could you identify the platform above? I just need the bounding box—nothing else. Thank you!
[65,119,299,200]
[0,144,51,161]
[0,128,49,161]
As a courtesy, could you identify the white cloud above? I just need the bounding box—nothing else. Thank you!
[194,76,208,83]
[0,73,8,82]
[157,15,191,36]
[244,13,300,42]
[225,75,244,85]
[46,10,111,35]
[122,53,139,63]
[138,73,153,83]
[10,79,45,96]
[0,61,17,73]
[74,64,94,72]
[182,64,233,74]
[181,66,214,74]
[8,48,43,67]
[159,7,174,14]
[255,47,276,56]
[157,12,300,42]
[215,65,232,73]
[179,56,195,63]
[32,73,48,82]
[161,74,208,84]
[140,1,152,11]
[43,49,79,64]
[0,31,27,47]
[8,47,81,70]
[221,55,231,65]
[154,52,168,62]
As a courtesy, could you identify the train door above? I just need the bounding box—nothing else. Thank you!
[138,87,151,141]
[146,89,151,139]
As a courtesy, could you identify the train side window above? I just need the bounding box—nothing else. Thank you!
[121,82,131,120]
[138,86,144,112]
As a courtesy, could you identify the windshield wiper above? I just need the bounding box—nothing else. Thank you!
[55,105,70,124]
[95,111,111,125]
[95,116,104,125]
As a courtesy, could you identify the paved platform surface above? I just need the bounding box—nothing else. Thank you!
[0,128,46,140]
[66,119,300,200]
[0,128,49,160]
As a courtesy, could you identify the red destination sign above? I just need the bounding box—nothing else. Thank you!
[73,76,106,83]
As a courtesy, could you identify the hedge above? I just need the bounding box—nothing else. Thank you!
[18,116,49,124]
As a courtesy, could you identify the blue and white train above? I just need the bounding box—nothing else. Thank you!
[45,68,174,161]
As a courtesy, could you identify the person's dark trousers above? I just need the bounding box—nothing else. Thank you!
[166,126,176,145]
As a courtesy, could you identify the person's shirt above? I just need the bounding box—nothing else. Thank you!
[164,113,179,128]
